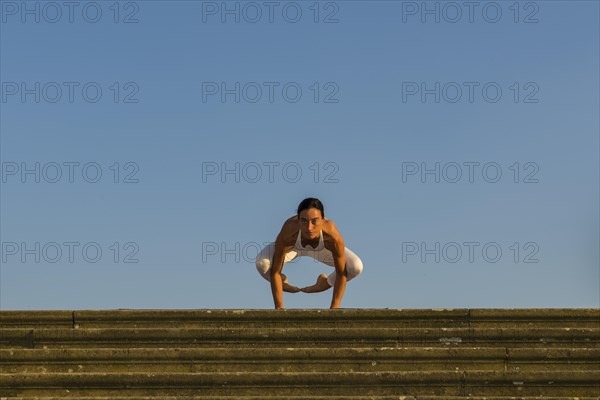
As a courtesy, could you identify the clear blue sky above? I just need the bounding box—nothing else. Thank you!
[1,1,598,310]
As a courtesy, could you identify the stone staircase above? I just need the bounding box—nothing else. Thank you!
[0,308,598,399]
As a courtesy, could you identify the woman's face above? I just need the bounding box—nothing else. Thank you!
[299,208,324,239]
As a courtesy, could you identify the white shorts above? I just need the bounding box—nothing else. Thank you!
[255,242,363,287]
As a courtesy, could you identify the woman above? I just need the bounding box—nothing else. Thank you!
[255,197,364,309]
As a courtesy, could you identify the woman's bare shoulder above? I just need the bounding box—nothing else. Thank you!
[283,215,300,229]
[322,219,342,241]
[276,215,299,246]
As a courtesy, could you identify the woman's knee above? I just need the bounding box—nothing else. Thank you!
[346,253,363,280]
[256,256,269,271]
[255,248,272,281]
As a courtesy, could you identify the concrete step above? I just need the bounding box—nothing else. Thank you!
[1,309,598,398]
[1,347,598,373]
[2,309,599,328]
[2,327,598,349]
[1,371,599,396]
[2,397,600,400]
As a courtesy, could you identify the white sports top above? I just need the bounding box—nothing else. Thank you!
[292,229,337,266]
[294,229,324,251]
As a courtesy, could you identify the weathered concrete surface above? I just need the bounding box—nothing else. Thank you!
[2,398,600,400]
[0,308,598,398]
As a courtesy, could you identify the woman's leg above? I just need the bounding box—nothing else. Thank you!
[302,247,364,293]
[325,247,364,287]
[255,242,276,282]
[255,242,301,292]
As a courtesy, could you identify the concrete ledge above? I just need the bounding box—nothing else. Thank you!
[1,309,598,398]
[0,312,73,327]
[2,398,600,400]
[2,309,598,325]
[2,347,598,363]
[1,327,598,346]
[1,371,599,396]
[2,370,599,386]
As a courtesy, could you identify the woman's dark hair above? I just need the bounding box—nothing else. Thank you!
[297,197,324,219]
